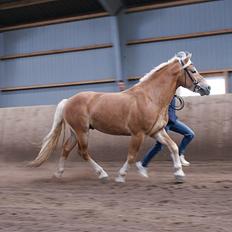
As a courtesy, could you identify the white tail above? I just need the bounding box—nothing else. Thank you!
[28,99,68,167]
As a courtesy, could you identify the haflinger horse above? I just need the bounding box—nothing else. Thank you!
[29,51,210,183]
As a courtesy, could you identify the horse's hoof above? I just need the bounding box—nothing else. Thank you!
[99,171,109,179]
[100,176,108,183]
[174,168,185,177]
[115,176,125,183]
[175,175,185,184]
[52,172,63,179]
[136,161,149,178]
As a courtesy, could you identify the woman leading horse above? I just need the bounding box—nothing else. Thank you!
[29,51,210,182]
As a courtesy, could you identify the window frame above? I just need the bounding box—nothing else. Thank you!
[177,70,229,96]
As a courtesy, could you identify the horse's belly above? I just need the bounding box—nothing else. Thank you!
[90,110,131,135]
[89,96,132,136]
[91,120,131,136]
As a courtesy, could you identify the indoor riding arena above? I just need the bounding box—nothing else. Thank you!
[0,0,231,231]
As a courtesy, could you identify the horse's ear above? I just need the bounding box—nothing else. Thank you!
[176,51,185,59]
[183,52,192,64]
[185,52,192,59]
[176,51,192,69]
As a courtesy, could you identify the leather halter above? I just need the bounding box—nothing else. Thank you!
[180,59,202,92]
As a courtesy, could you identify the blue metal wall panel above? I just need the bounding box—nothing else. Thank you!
[0,83,117,107]
[0,34,4,106]
[2,47,115,87]
[126,34,232,77]
[0,0,231,107]
[3,17,112,55]
[0,16,116,106]
[0,34,3,55]
[123,0,232,40]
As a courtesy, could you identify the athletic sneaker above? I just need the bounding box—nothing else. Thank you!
[136,161,149,178]
[180,155,190,166]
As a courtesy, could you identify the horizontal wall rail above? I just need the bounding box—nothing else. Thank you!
[126,0,214,13]
[127,68,232,81]
[0,12,109,33]
[3,68,231,92]
[127,28,232,46]
[0,0,58,10]
[0,43,113,60]
[1,79,115,92]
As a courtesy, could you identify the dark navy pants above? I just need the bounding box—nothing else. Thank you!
[142,120,195,167]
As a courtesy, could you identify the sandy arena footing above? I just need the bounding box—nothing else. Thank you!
[0,161,231,232]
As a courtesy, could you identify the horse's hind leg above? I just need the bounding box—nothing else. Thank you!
[115,133,144,183]
[155,128,185,182]
[77,130,109,180]
[53,130,77,178]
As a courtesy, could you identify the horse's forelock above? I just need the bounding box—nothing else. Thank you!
[175,51,192,69]
[176,51,192,60]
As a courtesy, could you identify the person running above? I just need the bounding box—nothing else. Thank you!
[136,95,195,178]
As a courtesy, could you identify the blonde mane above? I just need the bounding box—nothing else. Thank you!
[139,56,178,83]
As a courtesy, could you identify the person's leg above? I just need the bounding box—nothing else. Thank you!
[136,142,163,177]
[141,123,172,167]
[136,124,171,178]
[169,120,195,166]
[169,120,195,155]
[141,142,163,167]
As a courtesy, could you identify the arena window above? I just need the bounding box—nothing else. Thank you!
[178,72,227,96]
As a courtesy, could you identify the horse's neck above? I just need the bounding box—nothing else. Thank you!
[140,66,178,105]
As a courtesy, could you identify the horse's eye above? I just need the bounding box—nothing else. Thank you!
[191,70,196,73]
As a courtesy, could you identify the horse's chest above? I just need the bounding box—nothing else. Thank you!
[150,117,166,135]
[144,111,167,136]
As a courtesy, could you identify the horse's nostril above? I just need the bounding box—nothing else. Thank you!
[208,86,211,91]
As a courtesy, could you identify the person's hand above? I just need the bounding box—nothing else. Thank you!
[117,80,126,91]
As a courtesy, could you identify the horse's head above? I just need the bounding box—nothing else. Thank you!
[176,51,211,96]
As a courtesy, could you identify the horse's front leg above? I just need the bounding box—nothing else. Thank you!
[115,133,144,183]
[155,129,185,182]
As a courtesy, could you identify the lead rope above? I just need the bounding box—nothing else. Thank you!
[172,95,185,111]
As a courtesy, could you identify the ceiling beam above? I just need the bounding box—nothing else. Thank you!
[0,0,58,10]
[98,0,123,15]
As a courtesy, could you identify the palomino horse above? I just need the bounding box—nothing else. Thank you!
[29,51,210,182]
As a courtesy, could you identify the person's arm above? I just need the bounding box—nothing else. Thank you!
[168,97,177,123]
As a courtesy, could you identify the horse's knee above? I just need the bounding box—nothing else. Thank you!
[61,147,69,159]
[62,137,77,159]
[82,154,90,161]
[127,155,135,164]
[171,142,179,154]
[78,150,90,161]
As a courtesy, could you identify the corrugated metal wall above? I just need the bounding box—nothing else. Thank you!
[0,0,231,107]
[0,17,117,106]
[122,0,232,77]
[123,1,231,38]
[125,34,232,77]
[0,33,4,107]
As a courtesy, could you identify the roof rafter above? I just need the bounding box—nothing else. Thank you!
[98,0,124,15]
[0,0,58,10]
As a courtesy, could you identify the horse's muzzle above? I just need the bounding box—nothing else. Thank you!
[197,84,211,96]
